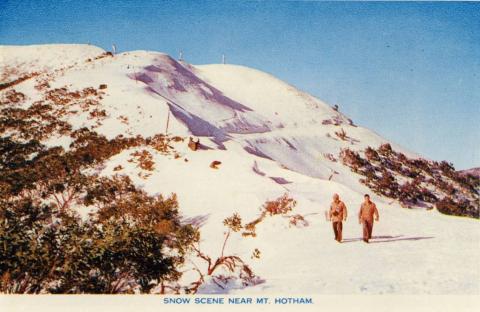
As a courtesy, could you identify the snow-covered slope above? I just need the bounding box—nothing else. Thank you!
[0,44,105,82]
[1,44,478,294]
[193,64,418,180]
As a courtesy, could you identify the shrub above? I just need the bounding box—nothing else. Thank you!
[0,195,197,294]
[376,169,398,197]
[130,150,155,171]
[439,161,455,175]
[339,144,478,218]
[242,193,300,237]
[340,148,365,172]
[0,129,198,293]
[378,143,393,155]
[263,193,297,216]
[365,147,380,161]
[1,89,26,105]
[436,197,478,218]
[398,181,422,207]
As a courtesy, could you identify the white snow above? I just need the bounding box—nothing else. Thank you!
[1,44,478,295]
[0,44,105,81]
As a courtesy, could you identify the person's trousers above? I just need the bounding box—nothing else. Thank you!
[332,221,343,241]
[362,220,373,241]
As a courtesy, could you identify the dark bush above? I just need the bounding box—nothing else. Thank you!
[339,145,478,218]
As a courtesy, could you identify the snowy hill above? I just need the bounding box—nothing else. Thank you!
[0,44,478,294]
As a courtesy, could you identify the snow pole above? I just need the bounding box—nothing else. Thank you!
[165,109,170,135]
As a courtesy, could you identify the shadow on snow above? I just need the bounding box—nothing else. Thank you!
[342,235,434,243]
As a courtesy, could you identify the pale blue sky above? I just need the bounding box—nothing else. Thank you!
[1,1,478,169]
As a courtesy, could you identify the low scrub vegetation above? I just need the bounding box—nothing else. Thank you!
[242,193,303,237]
[0,85,213,293]
[0,134,197,293]
[340,144,479,218]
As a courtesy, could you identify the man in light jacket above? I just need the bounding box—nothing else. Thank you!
[328,193,348,243]
[358,194,379,243]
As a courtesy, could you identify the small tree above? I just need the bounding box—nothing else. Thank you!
[189,213,259,292]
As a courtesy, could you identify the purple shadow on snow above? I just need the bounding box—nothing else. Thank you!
[342,235,434,244]
[243,146,273,161]
[140,83,229,149]
[252,161,266,176]
[282,138,297,150]
[170,61,253,112]
[270,176,292,185]
[167,103,229,149]
[197,142,212,151]
[182,214,210,228]
[144,65,187,92]
[130,72,154,83]
[143,59,253,113]
[368,235,434,243]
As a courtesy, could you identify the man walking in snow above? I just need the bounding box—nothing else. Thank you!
[358,194,379,243]
[328,193,348,243]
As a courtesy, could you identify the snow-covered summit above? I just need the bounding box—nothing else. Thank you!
[195,63,343,127]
